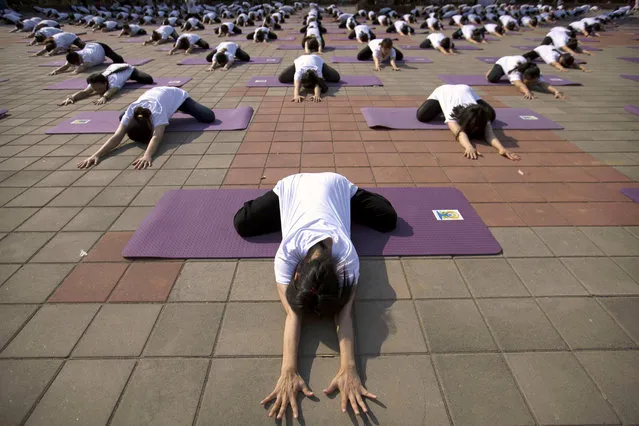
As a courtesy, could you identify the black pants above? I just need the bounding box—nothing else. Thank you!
[541,36,553,45]
[416,99,496,130]
[278,63,341,84]
[452,28,463,39]
[177,98,216,122]
[522,50,539,61]
[205,47,251,62]
[486,64,505,83]
[246,32,277,40]
[130,68,153,84]
[98,42,124,63]
[195,40,210,49]
[419,39,433,48]
[233,189,398,237]
[357,46,404,61]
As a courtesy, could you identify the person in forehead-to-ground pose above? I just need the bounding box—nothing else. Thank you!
[522,45,590,73]
[169,33,210,54]
[417,84,521,161]
[48,41,124,75]
[206,41,251,71]
[486,55,567,100]
[32,31,85,56]
[233,171,397,420]
[357,38,403,71]
[76,87,215,170]
[143,24,179,45]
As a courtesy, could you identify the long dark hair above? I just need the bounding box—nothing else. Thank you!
[303,36,320,52]
[285,241,353,317]
[300,69,320,91]
[450,103,493,140]
[126,106,154,144]
[510,60,540,81]
[66,51,81,65]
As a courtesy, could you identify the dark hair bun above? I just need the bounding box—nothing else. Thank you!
[133,106,152,120]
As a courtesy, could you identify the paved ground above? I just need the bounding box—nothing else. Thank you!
[1,10,639,426]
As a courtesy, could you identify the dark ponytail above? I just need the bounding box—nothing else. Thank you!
[450,103,493,140]
[510,61,540,81]
[300,69,319,91]
[126,107,154,144]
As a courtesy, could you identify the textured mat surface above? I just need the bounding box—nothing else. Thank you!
[178,56,282,65]
[39,58,153,67]
[437,73,582,86]
[44,77,191,90]
[245,75,383,87]
[621,188,639,203]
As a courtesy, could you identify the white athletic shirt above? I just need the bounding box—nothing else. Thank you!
[76,42,105,67]
[547,30,569,47]
[499,15,516,26]
[452,14,463,24]
[87,63,135,90]
[495,55,527,82]
[273,173,360,287]
[427,32,446,48]
[569,20,586,32]
[521,16,532,26]
[306,25,321,38]
[37,19,58,28]
[377,14,387,25]
[393,20,408,32]
[222,22,235,32]
[426,17,438,27]
[91,16,105,25]
[461,24,477,39]
[253,26,270,38]
[484,23,498,33]
[533,45,561,64]
[354,24,370,38]
[369,38,396,60]
[187,17,200,26]
[36,27,62,38]
[52,32,78,49]
[427,84,481,122]
[104,21,118,30]
[217,41,238,61]
[121,87,190,128]
[294,54,324,81]
[127,24,143,34]
[176,33,201,46]
[156,25,174,39]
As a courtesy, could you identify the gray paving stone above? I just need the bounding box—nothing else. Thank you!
[506,352,620,425]
[47,186,102,207]
[0,207,37,232]
[355,300,427,355]
[490,227,553,257]
[72,170,120,187]
[626,226,639,239]
[0,232,54,263]
[184,169,226,186]
[538,297,636,350]
[402,258,470,298]
[0,305,37,349]
[0,187,25,207]
[455,258,530,297]
[110,169,156,186]
[110,358,208,426]
[533,227,604,257]
[147,169,191,186]
[434,354,534,425]
[229,260,278,301]
[25,359,134,426]
[598,297,639,345]
[16,207,80,231]
[215,302,284,356]
[131,185,178,206]
[416,300,497,353]
[477,299,567,351]
[576,351,639,425]
[356,258,411,300]
[562,257,639,295]
[73,304,161,357]
[62,206,124,231]
[144,304,223,356]
[613,257,639,282]
[35,170,84,187]
[579,226,639,256]
[1,304,99,357]
[0,359,62,426]
[0,264,73,303]
[109,206,152,231]
[169,261,235,301]
[509,258,588,296]
[5,187,63,207]
[0,264,19,285]
[89,186,140,206]
[30,232,102,263]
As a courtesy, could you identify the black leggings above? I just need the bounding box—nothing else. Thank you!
[416,99,496,128]
[98,42,124,63]
[233,188,398,237]
[246,32,277,40]
[205,47,251,62]
[486,64,506,83]
[130,68,154,84]
[278,63,341,84]
[357,46,404,61]
[522,50,540,61]
[118,97,214,123]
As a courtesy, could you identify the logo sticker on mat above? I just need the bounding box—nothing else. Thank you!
[519,115,538,120]
[433,210,464,221]
[266,59,277,62]
[71,119,91,125]
[255,79,267,82]
[549,78,563,81]
[168,80,181,84]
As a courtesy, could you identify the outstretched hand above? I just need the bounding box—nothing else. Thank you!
[464,147,482,160]
[499,150,521,161]
[324,367,376,416]
[261,370,314,419]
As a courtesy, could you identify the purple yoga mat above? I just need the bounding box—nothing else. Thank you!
[121,188,502,258]
[437,74,582,86]
[526,37,599,43]
[178,57,282,65]
[45,77,192,90]
[454,45,483,51]
[360,107,563,130]
[246,75,383,87]
[39,58,153,67]
[625,105,639,117]
[0,78,8,83]
[619,57,639,63]
[621,75,639,82]
[514,44,603,52]
[156,46,209,51]
[330,56,432,63]
[621,188,639,203]
[0,109,8,118]
[276,44,357,50]
[120,38,146,43]
[45,107,253,134]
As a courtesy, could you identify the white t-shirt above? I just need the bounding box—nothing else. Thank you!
[156,25,174,39]
[369,38,396,60]
[104,21,118,30]
[427,84,481,122]
[521,16,532,26]
[499,15,516,26]
[176,33,201,46]
[127,24,143,34]
[253,26,270,39]
[52,32,78,49]
[88,63,135,90]
[533,45,561,64]
[461,24,477,39]
[393,20,408,32]
[354,24,370,38]
[377,14,387,25]
[547,30,569,47]
[36,27,62,38]
[187,17,200,26]
[121,87,190,128]
[76,42,105,67]
[37,19,58,28]
[427,32,446,48]
[426,17,438,27]
[484,23,498,33]
[294,54,324,81]
[217,41,238,61]
[569,20,586,32]
[495,55,527,82]
[222,22,235,32]
[273,173,360,287]
[452,14,463,24]
[306,26,321,38]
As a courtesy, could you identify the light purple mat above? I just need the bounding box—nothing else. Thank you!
[0,78,8,83]
[178,56,282,65]
[246,75,382,87]
[526,37,599,43]
[625,105,639,117]
[121,188,502,258]
[45,107,253,134]
[276,44,357,50]
[330,56,432,63]
[619,57,639,63]
[120,38,146,43]
[454,45,483,51]
[0,109,8,118]
[437,74,582,86]
[514,44,603,52]
[621,75,639,82]
[39,58,153,67]
[360,107,564,130]
[621,188,639,203]
[627,46,639,49]
[45,77,192,90]
[156,46,211,51]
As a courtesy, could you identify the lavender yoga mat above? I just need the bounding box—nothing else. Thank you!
[514,44,602,52]
[246,75,383,87]
[0,109,8,118]
[625,105,639,117]
[331,56,432,63]
[178,56,282,65]
[621,188,639,203]
[437,74,582,86]
[619,57,639,63]
[360,107,564,130]
[525,37,599,43]
[621,75,639,82]
[121,188,502,258]
[39,58,153,67]
[45,77,192,90]
[277,44,357,50]
[454,45,483,51]
[45,107,253,134]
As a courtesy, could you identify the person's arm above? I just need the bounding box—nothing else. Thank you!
[575,63,591,72]
[372,54,381,71]
[535,81,566,99]
[77,122,128,168]
[390,57,400,71]
[72,63,87,74]
[292,79,304,102]
[168,45,179,55]
[260,284,313,420]
[118,28,125,37]
[93,87,120,105]
[222,57,235,70]
[513,80,535,99]
[484,122,520,160]
[185,44,194,54]
[447,121,481,159]
[310,84,322,102]
[550,61,568,72]
[49,63,71,75]
[58,86,96,105]
[324,289,376,415]
[32,47,48,56]
[132,124,166,169]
